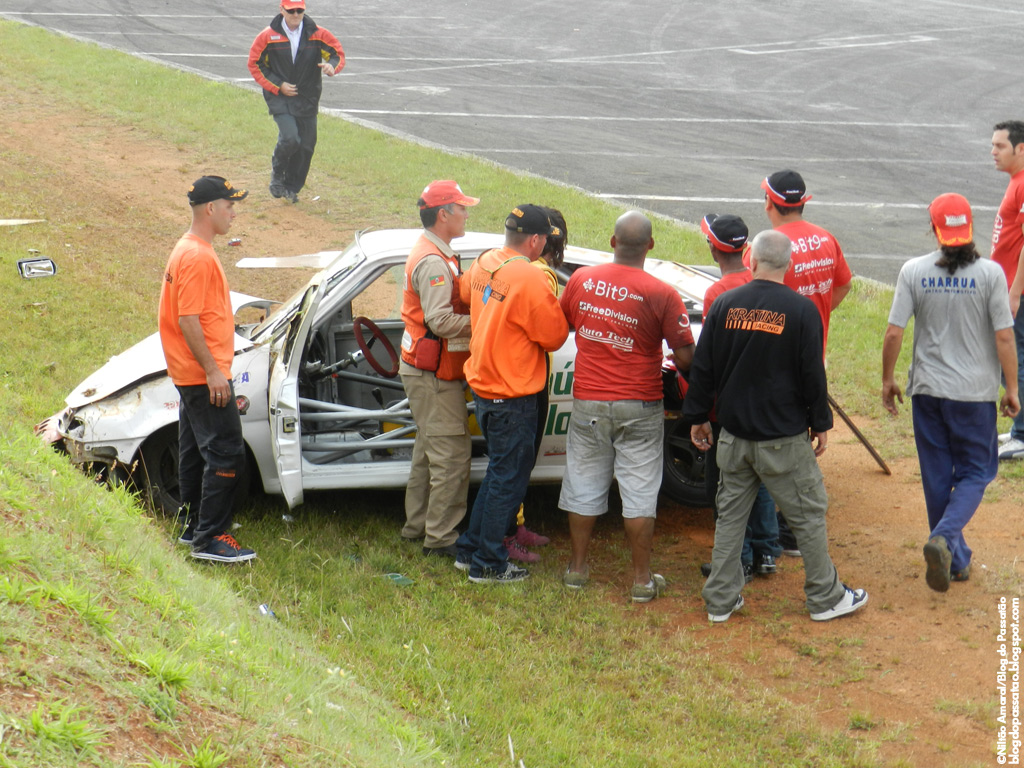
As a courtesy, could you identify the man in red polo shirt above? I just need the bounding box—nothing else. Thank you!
[761,170,853,354]
[990,121,1024,461]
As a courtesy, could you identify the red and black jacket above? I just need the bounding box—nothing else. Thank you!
[247,14,344,118]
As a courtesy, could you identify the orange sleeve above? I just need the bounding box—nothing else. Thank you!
[247,28,280,95]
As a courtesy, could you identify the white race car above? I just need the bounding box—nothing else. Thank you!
[39,229,715,512]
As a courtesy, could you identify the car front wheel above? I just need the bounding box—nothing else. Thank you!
[661,417,712,508]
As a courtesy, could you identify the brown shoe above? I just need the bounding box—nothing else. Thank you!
[923,536,952,592]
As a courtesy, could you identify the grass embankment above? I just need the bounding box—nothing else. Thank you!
[0,18,1012,768]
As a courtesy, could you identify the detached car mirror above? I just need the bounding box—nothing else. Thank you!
[17,258,57,279]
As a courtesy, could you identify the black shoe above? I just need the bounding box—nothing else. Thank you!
[191,533,256,563]
[756,554,777,575]
[423,544,458,559]
[177,525,195,546]
[284,189,299,204]
[701,561,752,583]
[269,183,286,199]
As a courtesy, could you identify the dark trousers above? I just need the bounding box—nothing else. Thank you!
[271,112,318,193]
[912,394,998,572]
[176,384,245,549]
[457,392,539,573]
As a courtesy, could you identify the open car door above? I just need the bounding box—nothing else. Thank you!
[268,285,320,509]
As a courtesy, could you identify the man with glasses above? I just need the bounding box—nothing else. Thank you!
[399,180,479,559]
[247,1,344,204]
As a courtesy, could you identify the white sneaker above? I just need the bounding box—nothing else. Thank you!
[708,595,744,623]
[999,432,1013,444]
[998,438,1024,461]
[810,585,868,621]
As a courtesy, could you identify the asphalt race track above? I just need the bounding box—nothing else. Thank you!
[4,0,1023,283]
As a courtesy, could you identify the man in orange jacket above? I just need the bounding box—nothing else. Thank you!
[399,180,479,558]
[455,205,569,583]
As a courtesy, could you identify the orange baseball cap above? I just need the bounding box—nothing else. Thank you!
[929,193,973,246]
[418,180,480,209]
[281,1,305,10]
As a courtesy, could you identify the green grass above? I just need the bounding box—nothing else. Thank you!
[0,17,1012,768]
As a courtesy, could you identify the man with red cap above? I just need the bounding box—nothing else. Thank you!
[399,180,479,558]
[697,214,780,583]
[882,193,1019,592]
[248,1,343,203]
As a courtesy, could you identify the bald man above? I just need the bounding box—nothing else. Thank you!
[558,211,695,602]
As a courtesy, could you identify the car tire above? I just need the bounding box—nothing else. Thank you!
[134,426,252,517]
[661,417,712,508]
[136,426,183,516]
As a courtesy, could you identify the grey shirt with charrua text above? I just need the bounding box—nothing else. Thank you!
[888,251,1013,402]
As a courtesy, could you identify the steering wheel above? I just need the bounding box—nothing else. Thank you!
[353,316,400,378]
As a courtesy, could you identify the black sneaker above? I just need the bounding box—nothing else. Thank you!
[923,536,952,592]
[177,525,195,546]
[191,533,257,563]
[283,189,299,204]
[701,562,752,583]
[468,562,529,584]
[269,183,286,199]
[756,554,777,575]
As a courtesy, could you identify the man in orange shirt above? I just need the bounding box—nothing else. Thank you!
[454,205,569,583]
[158,176,255,563]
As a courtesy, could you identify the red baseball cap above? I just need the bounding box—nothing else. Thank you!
[418,180,480,209]
[281,1,305,10]
[929,193,973,246]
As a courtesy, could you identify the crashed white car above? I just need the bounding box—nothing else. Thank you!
[40,229,715,513]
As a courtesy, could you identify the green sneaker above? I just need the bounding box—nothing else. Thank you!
[562,566,589,590]
[630,573,667,603]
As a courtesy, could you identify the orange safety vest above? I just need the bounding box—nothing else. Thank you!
[400,234,470,381]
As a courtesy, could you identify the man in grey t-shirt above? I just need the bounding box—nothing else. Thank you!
[882,193,1019,592]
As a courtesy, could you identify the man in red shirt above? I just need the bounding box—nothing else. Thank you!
[761,170,851,558]
[697,214,780,581]
[559,211,695,602]
[159,176,255,563]
[761,170,853,354]
[990,121,1024,460]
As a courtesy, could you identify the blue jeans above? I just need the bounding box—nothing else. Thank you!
[272,112,318,193]
[177,384,245,549]
[457,392,539,574]
[912,395,998,573]
[1012,311,1024,441]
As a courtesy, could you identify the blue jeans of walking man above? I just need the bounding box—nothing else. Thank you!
[457,392,539,577]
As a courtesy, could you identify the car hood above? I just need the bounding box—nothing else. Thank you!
[65,292,272,409]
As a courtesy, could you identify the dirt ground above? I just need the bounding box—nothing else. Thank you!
[5,98,1019,767]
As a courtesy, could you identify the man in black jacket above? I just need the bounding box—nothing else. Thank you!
[684,230,868,623]
[247,1,344,203]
